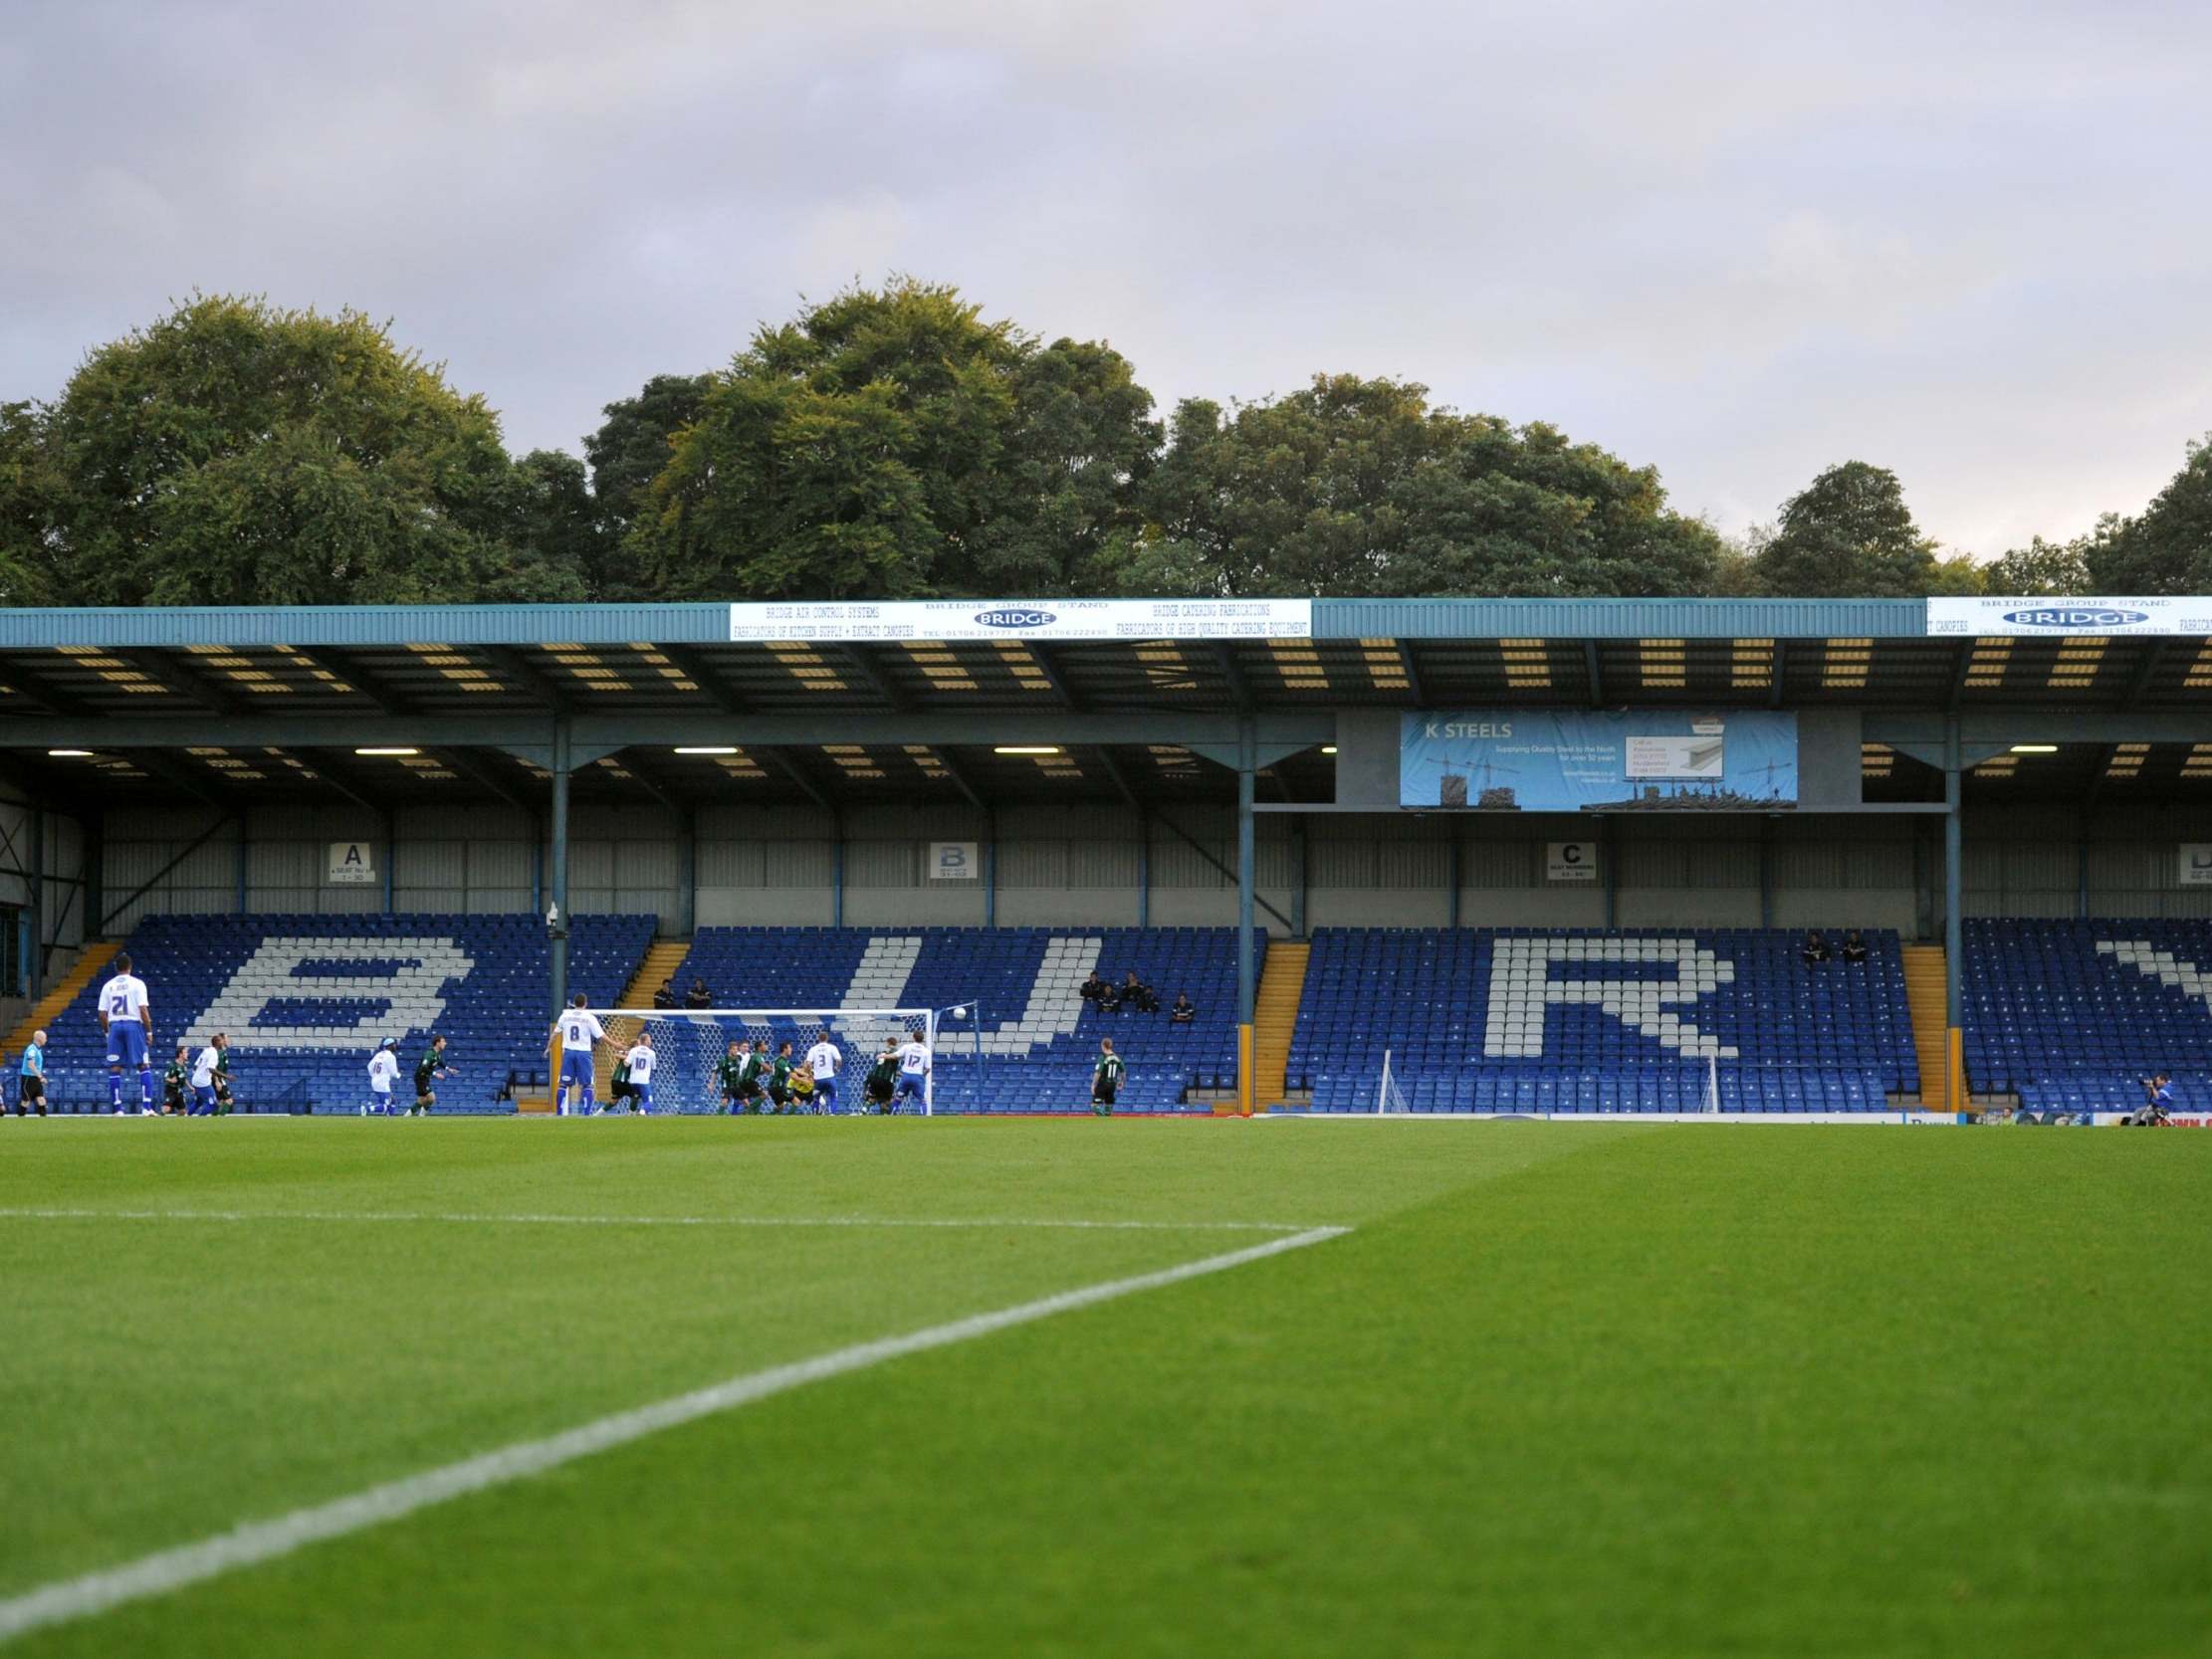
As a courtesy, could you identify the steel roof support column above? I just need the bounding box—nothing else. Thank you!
[548,718,571,1023]
[679,804,698,940]
[1943,713,1964,1114]
[1136,808,1149,929]
[831,808,845,929]
[1236,715,1256,1117]
[236,819,248,916]
[27,806,43,1001]
[985,808,997,929]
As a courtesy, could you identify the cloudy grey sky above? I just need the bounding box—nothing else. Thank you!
[4,0,2208,557]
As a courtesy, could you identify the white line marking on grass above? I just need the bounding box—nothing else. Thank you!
[0,1207,1327,1234]
[0,1224,1349,1645]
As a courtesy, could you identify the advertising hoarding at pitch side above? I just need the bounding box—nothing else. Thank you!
[730,599,1312,642]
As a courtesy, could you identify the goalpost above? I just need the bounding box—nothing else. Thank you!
[576,1008,939,1115]
[1375,1047,1412,1115]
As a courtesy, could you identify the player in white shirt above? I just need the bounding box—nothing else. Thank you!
[623,1033,657,1116]
[187,1034,226,1117]
[97,951,155,1115]
[804,1037,843,1114]
[547,993,605,1116]
[894,1031,931,1113]
[366,1039,399,1117]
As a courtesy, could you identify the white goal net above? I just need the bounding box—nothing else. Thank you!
[1375,1047,1412,1116]
[571,1008,939,1116]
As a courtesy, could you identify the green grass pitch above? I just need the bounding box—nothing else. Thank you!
[2,1119,2208,1657]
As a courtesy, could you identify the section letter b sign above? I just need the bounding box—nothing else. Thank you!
[930,841,980,881]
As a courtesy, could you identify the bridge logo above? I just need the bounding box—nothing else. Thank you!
[974,608,1057,629]
[2001,607,2148,629]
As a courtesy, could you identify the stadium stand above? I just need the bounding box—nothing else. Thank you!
[668,927,1253,1112]
[1290,928,1916,1113]
[28,913,655,1114]
[1965,918,2212,1113]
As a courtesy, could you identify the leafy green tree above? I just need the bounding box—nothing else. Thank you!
[1118,375,1720,597]
[1984,534,2091,596]
[490,449,604,601]
[36,295,580,605]
[1751,462,1936,597]
[0,400,67,605]
[2084,438,2212,593]
[629,281,1159,599]
[582,374,712,594]
[1925,553,1986,595]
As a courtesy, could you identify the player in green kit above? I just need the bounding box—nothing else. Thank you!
[717,1040,748,1115]
[1091,1038,1124,1115]
[412,1035,454,1116]
[767,1041,795,1113]
[161,1045,190,1117]
[864,1039,898,1115]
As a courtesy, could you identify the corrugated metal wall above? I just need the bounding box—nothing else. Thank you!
[90,798,2212,940]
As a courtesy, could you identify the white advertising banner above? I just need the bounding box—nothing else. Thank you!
[327,842,376,885]
[2181,846,2212,887]
[1927,597,2212,636]
[729,598,1312,643]
[928,842,980,881]
[1546,842,1597,883]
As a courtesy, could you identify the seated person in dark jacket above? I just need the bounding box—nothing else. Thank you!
[1081,970,1107,1003]
[1133,979,1160,1014]
[1097,980,1122,1013]
[651,980,678,1011]
[685,977,713,1010]
[1841,930,1869,965]
[1801,930,1833,967]
[1170,992,1196,1024]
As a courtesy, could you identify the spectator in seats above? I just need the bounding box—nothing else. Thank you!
[1170,992,1196,1024]
[1135,980,1160,1014]
[1122,970,1159,1013]
[1841,930,1869,965]
[652,980,678,1011]
[1097,978,1122,1014]
[685,977,713,1010]
[1801,929,1833,967]
[1081,969,1107,1004]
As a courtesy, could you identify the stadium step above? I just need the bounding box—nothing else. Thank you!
[1901,944,1954,1110]
[3,941,119,1061]
[1247,939,1310,1111]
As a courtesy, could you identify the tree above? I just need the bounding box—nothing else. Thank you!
[628,281,1160,599]
[2083,438,2212,593]
[0,400,66,605]
[1752,462,1936,597]
[1117,375,1721,597]
[1984,534,2091,596]
[491,450,604,601]
[582,374,712,594]
[1925,553,1986,596]
[35,295,581,605]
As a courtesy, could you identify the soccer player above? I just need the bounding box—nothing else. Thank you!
[162,1045,190,1116]
[736,1038,769,1113]
[865,1039,898,1114]
[211,1043,236,1116]
[188,1034,226,1116]
[894,1028,931,1113]
[16,1028,47,1118]
[624,1031,657,1116]
[366,1039,400,1116]
[789,1060,816,1112]
[804,1033,843,1115]
[412,1035,453,1116]
[98,951,155,1115]
[548,994,605,1116]
[717,1039,747,1115]
[767,1040,794,1113]
[1092,1038,1124,1116]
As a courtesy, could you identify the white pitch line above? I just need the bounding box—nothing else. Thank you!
[0,1223,1349,1645]
[0,1207,1327,1234]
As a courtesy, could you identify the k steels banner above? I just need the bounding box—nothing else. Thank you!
[1927,597,2212,636]
[1401,711,1799,810]
[729,599,1312,642]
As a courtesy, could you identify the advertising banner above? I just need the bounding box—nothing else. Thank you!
[1400,712,1797,811]
[729,599,1311,643]
[1927,597,2212,636]
[2181,846,2212,887]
